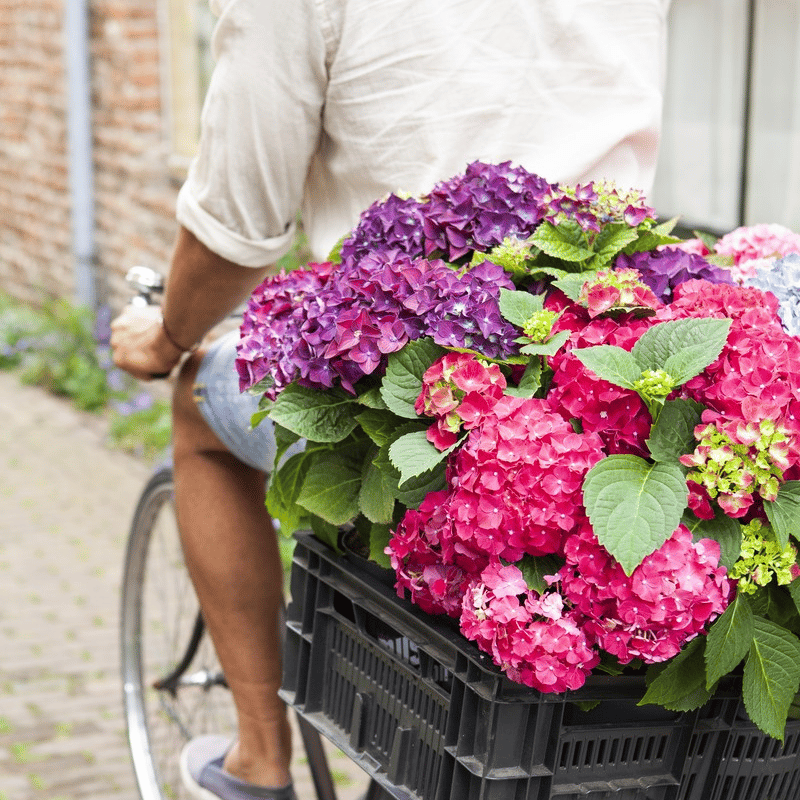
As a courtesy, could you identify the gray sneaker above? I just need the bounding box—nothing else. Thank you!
[179,735,297,800]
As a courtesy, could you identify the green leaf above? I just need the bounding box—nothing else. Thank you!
[273,424,302,466]
[647,398,703,463]
[631,318,732,384]
[654,217,679,236]
[355,408,404,447]
[357,385,389,410]
[706,593,754,687]
[531,221,594,263]
[310,516,341,552]
[389,429,457,485]
[266,451,313,535]
[296,451,362,526]
[359,449,396,524]
[692,229,718,251]
[551,270,602,302]
[499,288,543,327]
[526,265,569,281]
[505,358,542,398]
[373,422,447,506]
[269,384,358,443]
[369,523,393,569]
[639,637,711,711]
[764,481,800,549]
[518,330,570,357]
[623,230,681,254]
[571,345,641,390]
[380,338,446,419]
[518,554,564,595]
[683,510,742,570]
[789,580,800,618]
[582,455,688,575]
[743,616,800,741]
[588,224,640,268]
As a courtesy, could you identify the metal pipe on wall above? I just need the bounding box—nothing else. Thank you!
[64,0,97,309]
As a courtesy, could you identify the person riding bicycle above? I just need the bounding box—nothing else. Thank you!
[111,1,671,798]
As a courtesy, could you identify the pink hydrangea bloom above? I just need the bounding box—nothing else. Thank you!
[460,563,599,693]
[415,352,507,450]
[715,224,800,282]
[441,396,606,563]
[387,490,472,617]
[661,238,710,257]
[545,299,657,456]
[577,268,661,318]
[560,523,733,664]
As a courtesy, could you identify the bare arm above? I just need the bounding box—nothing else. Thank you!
[111,226,273,380]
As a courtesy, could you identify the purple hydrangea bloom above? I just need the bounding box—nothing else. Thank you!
[616,248,734,302]
[339,193,427,264]
[421,161,552,260]
[237,252,520,398]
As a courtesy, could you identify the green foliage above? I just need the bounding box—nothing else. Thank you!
[108,399,172,459]
[582,455,688,575]
[267,384,359,442]
[13,298,112,411]
[640,637,713,712]
[0,291,172,458]
[380,338,446,418]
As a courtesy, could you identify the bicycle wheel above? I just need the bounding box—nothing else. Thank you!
[121,467,237,800]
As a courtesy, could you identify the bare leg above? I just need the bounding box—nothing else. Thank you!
[172,351,292,788]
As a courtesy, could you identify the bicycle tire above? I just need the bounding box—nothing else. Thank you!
[121,467,237,800]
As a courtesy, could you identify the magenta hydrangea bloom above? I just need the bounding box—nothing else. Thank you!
[460,562,599,693]
[545,299,658,456]
[560,523,733,664]
[415,352,507,450]
[440,396,606,563]
[387,490,471,618]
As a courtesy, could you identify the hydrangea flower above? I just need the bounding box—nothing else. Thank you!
[542,181,656,233]
[421,161,552,260]
[560,523,732,664]
[460,562,599,692]
[546,300,657,456]
[745,253,800,336]
[728,519,800,594]
[339,193,427,264]
[577,267,660,317]
[680,415,791,517]
[617,248,734,302]
[387,490,471,617]
[415,352,507,450]
[715,223,800,281]
[238,252,521,397]
[440,396,606,563]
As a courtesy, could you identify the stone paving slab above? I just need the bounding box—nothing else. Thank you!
[0,371,368,800]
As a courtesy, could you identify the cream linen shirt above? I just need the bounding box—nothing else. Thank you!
[176,0,671,267]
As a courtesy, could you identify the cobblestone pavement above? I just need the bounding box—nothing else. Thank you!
[0,372,368,800]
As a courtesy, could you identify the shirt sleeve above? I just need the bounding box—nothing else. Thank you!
[176,0,329,267]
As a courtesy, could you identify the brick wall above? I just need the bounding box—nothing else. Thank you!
[0,0,179,311]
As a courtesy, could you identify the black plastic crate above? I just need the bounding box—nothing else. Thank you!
[281,533,800,800]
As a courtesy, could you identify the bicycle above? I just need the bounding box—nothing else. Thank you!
[117,266,389,800]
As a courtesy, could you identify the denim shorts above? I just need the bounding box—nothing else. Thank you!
[193,330,302,472]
